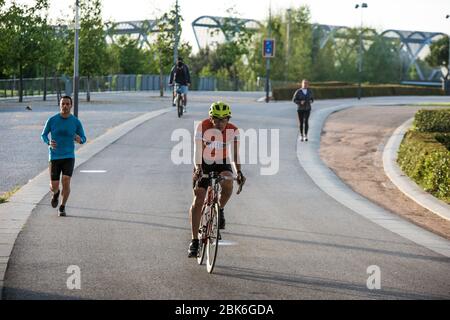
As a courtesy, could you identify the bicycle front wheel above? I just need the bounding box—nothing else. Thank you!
[197,207,208,265]
[177,94,183,118]
[206,203,220,273]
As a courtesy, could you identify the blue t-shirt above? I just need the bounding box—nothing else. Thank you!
[41,113,87,160]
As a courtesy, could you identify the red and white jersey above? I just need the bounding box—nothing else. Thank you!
[194,118,240,162]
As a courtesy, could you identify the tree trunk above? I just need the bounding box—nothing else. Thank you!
[43,65,47,101]
[19,64,23,103]
[159,60,164,97]
[233,65,239,91]
[87,75,91,102]
[55,72,61,106]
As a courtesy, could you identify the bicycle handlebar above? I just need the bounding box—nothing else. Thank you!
[196,172,245,194]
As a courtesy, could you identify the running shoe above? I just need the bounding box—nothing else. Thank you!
[51,190,60,208]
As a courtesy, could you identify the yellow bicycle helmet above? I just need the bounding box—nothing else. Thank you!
[209,101,232,118]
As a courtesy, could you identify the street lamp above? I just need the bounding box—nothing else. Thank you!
[446,15,450,81]
[173,0,179,65]
[285,8,291,81]
[355,3,368,100]
[265,2,272,103]
[73,0,80,118]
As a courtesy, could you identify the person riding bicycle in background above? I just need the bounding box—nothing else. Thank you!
[169,57,191,112]
[188,101,246,258]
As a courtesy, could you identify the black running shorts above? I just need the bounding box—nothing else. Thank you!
[195,160,233,189]
[49,158,75,181]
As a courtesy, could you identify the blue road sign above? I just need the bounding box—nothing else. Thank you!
[263,39,275,58]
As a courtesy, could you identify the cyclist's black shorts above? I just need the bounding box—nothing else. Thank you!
[49,158,75,181]
[195,160,233,189]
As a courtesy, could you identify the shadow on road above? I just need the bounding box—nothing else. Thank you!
[3,286,86,300]
[227,231,450,264]
[214,265,450,300]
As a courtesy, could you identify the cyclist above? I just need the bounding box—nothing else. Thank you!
[169,57,191,112]
[41,96,86,216]
[188,101,246,258]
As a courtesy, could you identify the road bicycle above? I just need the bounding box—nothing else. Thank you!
[196,172,244,273]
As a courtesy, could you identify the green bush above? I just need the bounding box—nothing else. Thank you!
[413,109,450,133]
[435,133,450,150]
[397,131,450,203]
[273,83,444,101]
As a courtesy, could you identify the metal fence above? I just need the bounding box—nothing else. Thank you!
[0,76,67,98]
[0,74,266,99]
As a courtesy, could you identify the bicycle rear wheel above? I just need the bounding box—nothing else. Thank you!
[197,207,208,265]
[177,94,183,118]
[206,203,220,273]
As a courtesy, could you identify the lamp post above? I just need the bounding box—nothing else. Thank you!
[285,8,291,81]
[355,3,368,100]
[265,2,272,103]
[444,15,450,95]
[174,0,179,65]
[73,0,80,117]
[446,15,450,78]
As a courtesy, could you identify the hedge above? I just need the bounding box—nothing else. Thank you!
[413,109,450,133]
[397,110,450,204]
[435,133,450,150]
[273,83,444,100]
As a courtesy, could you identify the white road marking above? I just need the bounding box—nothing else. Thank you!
[218,240,238,246]
[80,170,107,173]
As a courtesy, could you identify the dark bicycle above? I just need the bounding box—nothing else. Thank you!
[172,83,184,118]
[196,172,243,273]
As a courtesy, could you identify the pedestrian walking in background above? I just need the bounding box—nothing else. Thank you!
[292,79,314,141]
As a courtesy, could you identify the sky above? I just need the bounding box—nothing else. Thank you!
[9,0,450,51]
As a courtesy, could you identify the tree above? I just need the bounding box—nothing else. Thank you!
[0,0,49,102]
[0,0,9,78]
[311,26,337,81]
[211,7,254,90]
[60,0,109,101]
[363,35,401,83]
[37,15,65,101]
[332,28,359,82]
[108,36,156,74]
[285,6,313,82]
[153,2,191,96]
[79,0,108,101]
[245,6,314,84]
[189,47,213,76]
[425,36,449,79]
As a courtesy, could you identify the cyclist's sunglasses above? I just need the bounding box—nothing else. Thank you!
[212,116,230,122]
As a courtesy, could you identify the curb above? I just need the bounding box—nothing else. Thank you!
[296,101,450,258]
[383,118,450,221]
[0,107,171,299]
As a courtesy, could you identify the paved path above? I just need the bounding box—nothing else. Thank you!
[2,94,450,299]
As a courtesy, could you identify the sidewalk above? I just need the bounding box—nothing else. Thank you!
[319,104,450,240]
[0,107,171,297]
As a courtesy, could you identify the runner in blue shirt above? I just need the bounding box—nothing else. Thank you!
[41,96,86,216]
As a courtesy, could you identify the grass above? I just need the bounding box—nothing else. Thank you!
[0,186,20,204]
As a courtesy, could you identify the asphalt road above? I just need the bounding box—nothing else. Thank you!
[3,93,450,299]
[0,91,176,195]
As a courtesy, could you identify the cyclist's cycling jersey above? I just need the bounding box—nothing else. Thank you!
[195,119,239,163]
